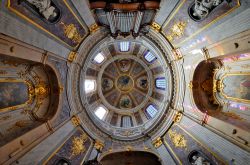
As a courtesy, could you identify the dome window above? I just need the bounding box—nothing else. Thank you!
[144,51,156,63]
[121,116,133,128]
[119,41,130,52]
[145,104,158,119]
[93,52,105,64]
[155,78,166,90]
[84,79,96,93]
[95,106,108,120]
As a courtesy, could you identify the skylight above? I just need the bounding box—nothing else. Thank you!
[146,105,158,118]
[144,51,156,63]
[93,52,105,64]
[155,78,166,90]
[119,41,130,52]
[95,106,108,120]
[84,79,96,93]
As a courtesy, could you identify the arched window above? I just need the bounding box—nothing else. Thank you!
[121,115,133,128]
[155,78,166,90]
[93,52,105,64]
[144,51,156,63]
[84,79,96,93]
[119,41,130,52]
[95,106,108,120]
[145,104,158,119]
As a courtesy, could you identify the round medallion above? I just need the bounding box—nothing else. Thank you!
[116,75,134,92]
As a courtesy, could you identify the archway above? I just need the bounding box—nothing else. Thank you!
[192,52,250,132]
[0,54,60,146]
[100,151,161,165]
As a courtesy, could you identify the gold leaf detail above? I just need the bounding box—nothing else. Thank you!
[70,133,88,157]
[168,129,187,149]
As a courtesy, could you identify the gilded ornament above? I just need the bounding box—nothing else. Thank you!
[71,116,81,127]
[35,84,49,98]
[89,23,99,33]
[166,21,186,42]
[68,51,77,62]
[173,111,183,123]
[172,48,183,60]
[150,22,161,32]
[60,22,82,44]
[188,81,193,89]
[125,145,133,151]
[168,129,187,149]
[94,141,104,151]
[152,137,163,148]
[70,133,88,157]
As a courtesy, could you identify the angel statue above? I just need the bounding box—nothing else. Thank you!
[25,0,57,20]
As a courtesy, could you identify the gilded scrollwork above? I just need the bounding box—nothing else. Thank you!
[150,22,161,32]
[71,116,81,127]
[152,137,163,148]
[61,22,82,44]
[94,141,104,151]
[70,133,88,157]
[166,21,187,42]
[168,129,187,149]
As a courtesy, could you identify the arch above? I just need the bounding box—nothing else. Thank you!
[192,52,250,132]
[100,151,162,165]
[0,54,60,147]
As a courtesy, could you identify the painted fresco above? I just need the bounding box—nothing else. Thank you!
[7,0,88,49]
[164,124,224,165]
[0,82,29,109]
[221,74,250,103]
[45,128,92,165]
[162,0,240,47]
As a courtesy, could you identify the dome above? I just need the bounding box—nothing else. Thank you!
[78,37,174,140]
[1,0,250,164]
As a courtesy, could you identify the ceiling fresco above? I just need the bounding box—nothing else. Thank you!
[78,38,174,140]
[101,59,149,110]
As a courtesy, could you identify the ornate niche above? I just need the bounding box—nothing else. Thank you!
[192,52,250,132]
[7,0,88,48]
[0,54,59,147]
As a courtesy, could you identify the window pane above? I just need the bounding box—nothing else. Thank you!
[95,106,107,120]
[84,80,96,93]
[146,105,158,118]
[93,52,105,64]
[144,51,156,63]
[122,116,132,128]
[119,41,130,52]
[156,78,166,90]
